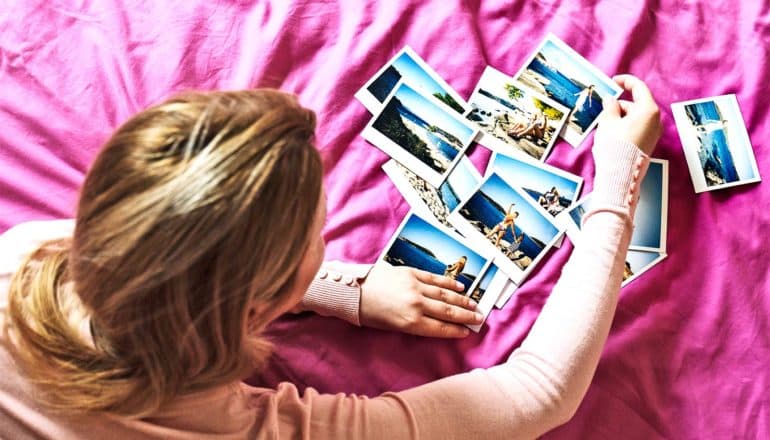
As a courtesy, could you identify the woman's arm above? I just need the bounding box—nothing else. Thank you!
[257,75,662,439]
[296,261,485,336]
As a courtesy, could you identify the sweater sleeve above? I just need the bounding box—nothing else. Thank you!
[298,261,372,326]
[258,140,651,439]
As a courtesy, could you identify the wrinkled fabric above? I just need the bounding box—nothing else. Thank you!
[0,1,767,438]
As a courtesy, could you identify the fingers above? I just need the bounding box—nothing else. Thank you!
[617,99,633,114]
[422,296,484,326]
[612,74,657,109]
[412,268,465,292]
[422,285,478,311]
[599,96,621,120]
[411,316,473,338]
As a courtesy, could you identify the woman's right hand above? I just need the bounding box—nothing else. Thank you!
[595,74,662,156]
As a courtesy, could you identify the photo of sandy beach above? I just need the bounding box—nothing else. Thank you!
[513,34,622,146]
[383,157,480,229]
[672,95,761,193]
[466,66,569,161]
[362,81,477,187]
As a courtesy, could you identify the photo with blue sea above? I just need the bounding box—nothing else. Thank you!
[492,153,579,215]
[373,83,474,174]
[516,38,617,134]
[631,161,664,249]
[459,173,560,268]
[383,214,487,293]
[684,99,756,187]
[469,264,498,303]
[366,49,465,113]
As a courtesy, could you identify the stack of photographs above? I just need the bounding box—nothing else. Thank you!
[356,36,654,330]
[555,159,670,287]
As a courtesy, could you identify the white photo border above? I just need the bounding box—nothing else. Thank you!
[629,158,669,252]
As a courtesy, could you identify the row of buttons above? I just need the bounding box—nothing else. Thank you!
[627,156,646,207]
[316,268,357,286]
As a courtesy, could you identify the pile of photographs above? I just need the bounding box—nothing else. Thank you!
[555,159,670,288]
[356,34,664,332]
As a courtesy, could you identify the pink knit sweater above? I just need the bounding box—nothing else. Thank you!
[0,139,649,439]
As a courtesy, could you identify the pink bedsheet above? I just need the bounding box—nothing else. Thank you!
[1,1,768,437]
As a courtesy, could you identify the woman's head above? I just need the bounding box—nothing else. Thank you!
[8,89,325,416]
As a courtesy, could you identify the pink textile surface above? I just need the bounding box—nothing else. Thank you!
[1,1,768,437]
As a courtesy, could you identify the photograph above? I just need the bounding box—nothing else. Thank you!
[466,264,509,332]
[465,66,569,161]
[382,156,481,229]
[448,172,562,283]
[486,151,583,217]
[671,94,761,193]
[630,159,668,252]
[362,81,478,188]
[355,45,468,114]
[512,33,622,146]
[554,193,592,247]
[622,250,667,287]
[379,212,491,295]
[494,278,518,309]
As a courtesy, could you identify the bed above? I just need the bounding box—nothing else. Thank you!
[1,1,767,437]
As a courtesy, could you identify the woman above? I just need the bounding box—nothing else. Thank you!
[0,74,661,438]
[485,204,518,248]
[443,256,467,280]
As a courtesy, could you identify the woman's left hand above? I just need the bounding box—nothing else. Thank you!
[358,263,483,338]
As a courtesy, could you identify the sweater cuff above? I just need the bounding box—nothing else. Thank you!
[300,262,372,326]
[591,139,651,212]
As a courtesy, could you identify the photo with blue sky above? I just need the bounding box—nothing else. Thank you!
[538,39,617,98]
[395,83,475,143]
[397,214,486,275]
[631,161,664,249]
[446,159,480,199]
[481,173,560,244]
[389,51,451,99]
[626,250,662,274]
[492,153,579,200]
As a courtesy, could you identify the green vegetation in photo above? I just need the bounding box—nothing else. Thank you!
[373,98,439,172]
[505,83,524,101]
[532,98,565,121]
[432,92,465,114]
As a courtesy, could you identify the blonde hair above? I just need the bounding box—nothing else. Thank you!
[6,90,323,417]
